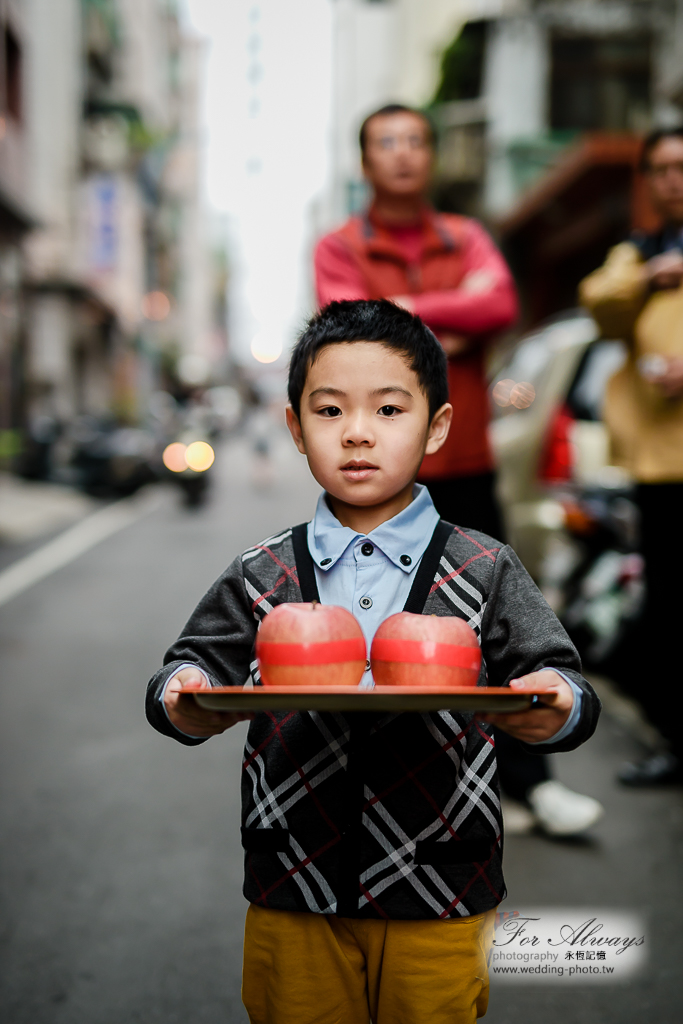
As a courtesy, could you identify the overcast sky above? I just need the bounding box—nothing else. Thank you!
[183,0,334,367]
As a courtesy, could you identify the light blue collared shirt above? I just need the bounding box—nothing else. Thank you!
[307,484,439,680]
[308,484,582,744]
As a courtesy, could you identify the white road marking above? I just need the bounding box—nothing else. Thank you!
[0,489,163,608]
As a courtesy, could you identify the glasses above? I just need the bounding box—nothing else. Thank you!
[648,161,683,179]
[373,133,430,152]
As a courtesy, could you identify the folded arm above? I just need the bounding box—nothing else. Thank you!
[409,222,518,337]
[314,220,518,342]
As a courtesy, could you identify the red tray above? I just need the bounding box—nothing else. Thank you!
[184,685,546,713]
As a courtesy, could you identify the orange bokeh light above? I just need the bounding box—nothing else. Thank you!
[492,378,515,407]
[162,442,188,472]
[142,291,171,321]
[510,382,536,409]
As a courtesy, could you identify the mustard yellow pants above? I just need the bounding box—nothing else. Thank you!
[242,904,496,1024]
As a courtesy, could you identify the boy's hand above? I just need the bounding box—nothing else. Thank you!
[476,670,575,744]
[164,667,254,737]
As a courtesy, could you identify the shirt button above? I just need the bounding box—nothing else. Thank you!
[365,659,371,671]
[400,554,412,566]
[359,596,373,610]
[361,543,374,556]
[320,558,332,566]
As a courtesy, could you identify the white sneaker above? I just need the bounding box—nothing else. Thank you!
[501,798,536,835]
[528,780,604,837]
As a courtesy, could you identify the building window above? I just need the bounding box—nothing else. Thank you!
[550,35,651,133]
[4,27,22,122]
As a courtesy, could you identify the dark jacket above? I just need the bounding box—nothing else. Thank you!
[146,520,600,920]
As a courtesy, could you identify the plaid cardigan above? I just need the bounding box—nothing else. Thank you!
[146,520,600,920]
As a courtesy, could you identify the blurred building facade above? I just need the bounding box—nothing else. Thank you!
[0,0,217,474]
[0,0,33,463]
[468,0,683,326]
[328,0,683,324]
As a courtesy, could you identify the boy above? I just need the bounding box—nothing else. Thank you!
[146,300,601,1024]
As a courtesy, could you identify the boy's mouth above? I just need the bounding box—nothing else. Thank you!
[340,460,379,481]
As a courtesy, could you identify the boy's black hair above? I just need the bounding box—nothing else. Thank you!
[640,126,683,171]
[288,299,448,420]
[359,103,436,155]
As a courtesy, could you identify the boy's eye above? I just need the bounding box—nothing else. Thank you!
[378,405,400,416]
[319,406,342,418]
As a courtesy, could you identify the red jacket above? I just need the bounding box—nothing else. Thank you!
[314,207,518,479]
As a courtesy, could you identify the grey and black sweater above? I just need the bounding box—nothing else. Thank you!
[147,520,600,920]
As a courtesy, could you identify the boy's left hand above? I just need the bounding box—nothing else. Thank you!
[476,670,574,744]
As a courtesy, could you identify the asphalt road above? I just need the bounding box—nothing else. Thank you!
[0,435,681,1023]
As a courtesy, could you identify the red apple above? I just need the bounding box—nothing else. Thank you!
[370,612,481,688]
[256,602,366,687]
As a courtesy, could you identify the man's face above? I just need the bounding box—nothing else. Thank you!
[362,112,434,199]
[286,342,450,514]
[646,136,683,224]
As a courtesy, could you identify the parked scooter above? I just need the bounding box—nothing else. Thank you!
[548,484,644,670]
[148,390,219,508]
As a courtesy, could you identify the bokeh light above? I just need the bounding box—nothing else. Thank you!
[142,291,171,321]
[185,441,215,472]
[162,442,188,472]
[492,378,515,407]
[250,332,283,364]
[178,353,210,386]
[510,382,536,409]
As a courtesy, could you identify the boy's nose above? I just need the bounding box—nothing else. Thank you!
[342,432,374,447]
[342,414,374,447]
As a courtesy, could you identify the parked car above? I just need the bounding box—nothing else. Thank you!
[68,416,156,497]
[491,311,623,570]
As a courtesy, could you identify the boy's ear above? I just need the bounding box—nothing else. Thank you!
[286,405,307,455]
[424,403,452,456]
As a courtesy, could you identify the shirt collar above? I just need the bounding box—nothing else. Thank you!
[307,483,440,573]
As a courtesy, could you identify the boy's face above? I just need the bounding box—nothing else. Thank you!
[286,342,451,524]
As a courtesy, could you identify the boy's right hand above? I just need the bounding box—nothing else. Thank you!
[164,666,254,737]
